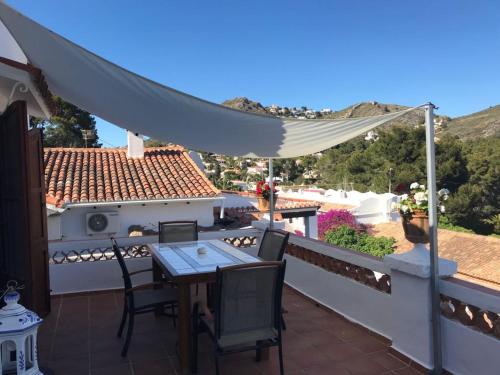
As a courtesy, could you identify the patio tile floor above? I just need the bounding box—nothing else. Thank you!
[38,287,422,375]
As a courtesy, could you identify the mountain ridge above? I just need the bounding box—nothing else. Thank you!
[222,97,499,139]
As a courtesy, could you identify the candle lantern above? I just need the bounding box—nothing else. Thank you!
[0,282,43,374]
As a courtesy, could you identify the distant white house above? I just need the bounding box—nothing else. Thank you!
[268,104,280,113]
[305,110,317,119]
[302,170,319,179]
[45,132,222,241]
[365,130,379,141]
[320,108,332,114]
[246,167,261,175]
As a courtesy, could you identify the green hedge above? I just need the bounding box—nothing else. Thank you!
[324,225,395,258]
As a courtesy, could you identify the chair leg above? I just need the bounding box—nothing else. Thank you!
[191,302,200,373]
[214,350,220,375]
[278,341,285,375]
[121,311,134,357]
[256,343,262,362]
[171,304,176,328]
[281,314,287,331]
[117,303,127,338]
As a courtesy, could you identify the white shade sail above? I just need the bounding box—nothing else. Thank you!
[0,2,418,158]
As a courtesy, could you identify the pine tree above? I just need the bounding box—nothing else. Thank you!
[31,97,101,148]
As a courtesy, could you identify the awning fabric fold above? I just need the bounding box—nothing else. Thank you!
[0,2,418,158]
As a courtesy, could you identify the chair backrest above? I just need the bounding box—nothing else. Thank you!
[257,229,290,261]
[214,261,287,342]
[110,238,132,291]
[158,221,198,243]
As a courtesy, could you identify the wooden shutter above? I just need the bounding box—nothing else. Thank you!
[0,101,50,316]
[26,126,51,315]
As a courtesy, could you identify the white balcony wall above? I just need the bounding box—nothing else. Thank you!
[48,229,262,295]
[281,189,398,225]
[50,200,216,241]
[50,257,153,295]
[284,254,392,337]
[47,227,500,375]
[439,279,500,375]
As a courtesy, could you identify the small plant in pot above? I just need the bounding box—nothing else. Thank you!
[255,180,278,211]
[392,182,449,243]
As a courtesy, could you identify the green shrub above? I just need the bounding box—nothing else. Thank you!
[324,225,395,257]
[438,216,474,234]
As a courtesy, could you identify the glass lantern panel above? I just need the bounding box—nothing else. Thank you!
[1,340,18,373]
[25,335,34,369]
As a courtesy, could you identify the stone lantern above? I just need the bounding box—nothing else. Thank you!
[0,283,43,375]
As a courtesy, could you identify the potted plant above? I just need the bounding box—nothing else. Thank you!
[255,180,278,211]
[393,182,449,243]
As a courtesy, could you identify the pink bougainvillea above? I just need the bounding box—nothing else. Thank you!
[294,230,304,237]
[317,209,364,240]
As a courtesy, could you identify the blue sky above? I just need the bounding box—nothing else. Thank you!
[8,0,500,147]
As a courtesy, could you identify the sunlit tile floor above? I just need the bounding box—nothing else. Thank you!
[38,287,422,375]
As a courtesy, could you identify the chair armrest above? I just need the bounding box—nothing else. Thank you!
[128,268,153,276]
[125,282,163,293]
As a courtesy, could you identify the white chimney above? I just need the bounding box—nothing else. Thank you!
[127,131,144,158]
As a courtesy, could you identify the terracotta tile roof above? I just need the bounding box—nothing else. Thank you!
[318,202,356,212]
[44,146,220,207]
[371,222,500,288]
[235,199,320,212]
[221,191,321,211]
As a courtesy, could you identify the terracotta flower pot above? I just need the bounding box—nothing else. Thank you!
[401,211,429,244]
[257,194,277,211]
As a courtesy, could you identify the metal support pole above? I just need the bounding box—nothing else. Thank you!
[268,158,274,229]
[219,197,225,219]
[304,217,310,238]
[425,102,442,374]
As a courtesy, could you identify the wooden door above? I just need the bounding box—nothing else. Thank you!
[26,127,51,315]
[0,101,50,316]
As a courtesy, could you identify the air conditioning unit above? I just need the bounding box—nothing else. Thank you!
[86,212,120,235]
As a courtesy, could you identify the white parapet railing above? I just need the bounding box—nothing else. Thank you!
[288,234,390,274]
[282,233,392,340]
[439,278,500,375]
[48,228,262,295]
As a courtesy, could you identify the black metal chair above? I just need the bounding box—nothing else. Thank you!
[258,228,289,330]
[111,238,178,357]
[258,228,290,262]
[192,261,287,375]
[158,220,198,243]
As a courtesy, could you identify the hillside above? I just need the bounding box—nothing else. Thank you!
[221,97,268,114]
[322,102,426,127]
[222,98,426,127]
[222,97,500,139]
[444,105,500,139]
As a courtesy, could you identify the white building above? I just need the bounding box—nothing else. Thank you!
[45,133,222,241]
[218,191,320,239]
[365,130,379,141]
[268,104,280,113]
[279,188,398,225]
